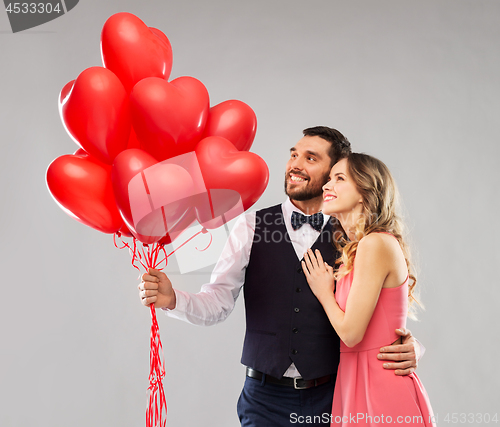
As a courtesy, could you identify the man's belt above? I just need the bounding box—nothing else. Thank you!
[246,367,332,390]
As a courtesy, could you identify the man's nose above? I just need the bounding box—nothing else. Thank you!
[289,156,304,170]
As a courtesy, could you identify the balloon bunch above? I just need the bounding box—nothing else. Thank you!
[46,12,269,427]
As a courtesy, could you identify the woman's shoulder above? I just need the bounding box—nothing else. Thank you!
[357,232,404,262]
[357,232,397,251]
[357,232,407,286]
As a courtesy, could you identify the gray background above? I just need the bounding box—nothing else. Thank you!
[1,0,499,426]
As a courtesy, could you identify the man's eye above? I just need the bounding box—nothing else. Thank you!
[308,157,315,161]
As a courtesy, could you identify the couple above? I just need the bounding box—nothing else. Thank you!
[139,126,435,426]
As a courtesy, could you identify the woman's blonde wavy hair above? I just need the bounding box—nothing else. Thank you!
[332,153,422,317]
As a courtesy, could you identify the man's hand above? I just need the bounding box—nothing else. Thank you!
[138,268,176,310]
[377,328,420,376]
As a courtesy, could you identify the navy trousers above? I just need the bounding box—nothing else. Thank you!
[237,375,335,426]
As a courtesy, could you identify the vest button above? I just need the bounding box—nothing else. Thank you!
[297,267,302,273]
[294,307,300,313]
[296,288,302,293]
[291,349,298,355]
[292,328,299,333]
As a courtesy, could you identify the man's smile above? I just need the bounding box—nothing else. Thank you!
[288,173,309,184]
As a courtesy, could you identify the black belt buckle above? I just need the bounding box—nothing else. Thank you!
[293,377,308,390]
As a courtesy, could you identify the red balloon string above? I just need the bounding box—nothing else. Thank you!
[147,303,167,427]
[114,233,168,427]
[113,228,213,427]
[166,227,210,257]
[195,229,213,252]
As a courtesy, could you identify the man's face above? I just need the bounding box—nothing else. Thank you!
[284,136,332,201]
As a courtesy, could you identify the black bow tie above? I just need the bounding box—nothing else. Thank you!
[291,211,324,232]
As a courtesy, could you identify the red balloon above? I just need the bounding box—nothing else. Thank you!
[127,127,142,150]
[73,148,88,157]
[112,149,196,243]
[202,100,257,151]
[130,76,210,161]
[149,27,171,48]
[101,13,173,93]
[157,210,198,246]
[118,224,134,238]
[111,149,157,233]
[59,79,74,105]
[46,154,124,234]
[195,136,269,227]
[60,66,131,165]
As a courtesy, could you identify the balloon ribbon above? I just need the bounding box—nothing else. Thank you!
[114,234,167,427]
[113,228,211,427]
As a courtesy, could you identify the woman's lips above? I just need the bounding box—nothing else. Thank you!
[323,193,336,201]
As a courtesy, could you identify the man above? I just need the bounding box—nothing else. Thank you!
[139,126,420,426]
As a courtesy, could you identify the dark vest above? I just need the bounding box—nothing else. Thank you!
[241,204,341,380]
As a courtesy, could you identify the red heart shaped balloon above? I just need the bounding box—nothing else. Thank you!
[202,100,257,151]
[130,76,210,161]
[195,136,269,228]
[59,79,74,104]
[60,66,131,165]
[101,12,173,93]
[46,154,124,234]
[112,149,197,243]
[127,127,142,150]
[111,149,157,237]
[73,148,88,157]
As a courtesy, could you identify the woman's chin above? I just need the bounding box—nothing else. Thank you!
[321,205,336,216]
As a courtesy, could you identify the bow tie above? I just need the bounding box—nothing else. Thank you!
[291,211,324,232]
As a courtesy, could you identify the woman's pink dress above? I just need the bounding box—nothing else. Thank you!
[331,268,436,426]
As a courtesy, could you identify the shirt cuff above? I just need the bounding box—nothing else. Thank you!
[160,289,186,314]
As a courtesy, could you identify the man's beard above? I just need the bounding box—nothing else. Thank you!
[284,170,329,201]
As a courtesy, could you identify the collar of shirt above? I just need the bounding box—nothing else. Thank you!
[282,197,330,230]
[281,198,330,260]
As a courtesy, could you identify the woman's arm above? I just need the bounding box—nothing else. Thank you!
[302,233,393,347]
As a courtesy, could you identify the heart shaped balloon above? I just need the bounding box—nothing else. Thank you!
[195,136,269,228]
[46,153,124,234]
[112,149,198,243]
[101,12,173,93]
[202,100,257,151]
[60,66,131,165]
[127,127,142,150]
[59,79,75,104]
[130,76,210,161]
[71,149,134,239]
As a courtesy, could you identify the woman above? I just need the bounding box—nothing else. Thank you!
[302,153,435,426]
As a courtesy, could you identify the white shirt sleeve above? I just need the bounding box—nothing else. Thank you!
[162,211,256,326]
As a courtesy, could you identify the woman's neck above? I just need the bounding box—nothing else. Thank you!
[337,211,362,241]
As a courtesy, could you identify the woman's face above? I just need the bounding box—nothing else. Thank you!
[322,158,363,217]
